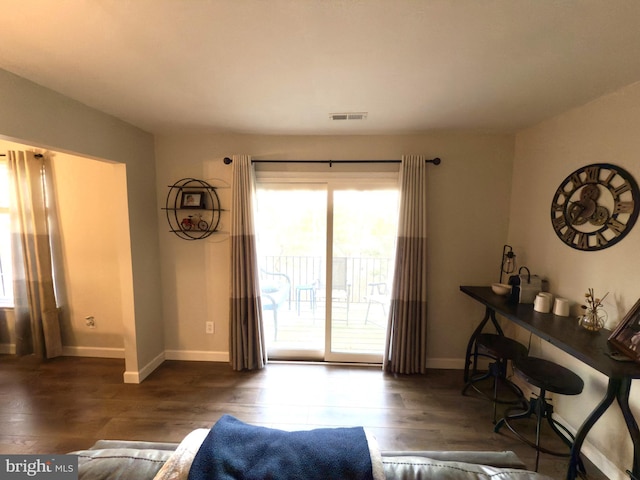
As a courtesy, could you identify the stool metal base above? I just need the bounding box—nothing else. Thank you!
[463,333,528,424]
[462,357,527,423]
[494,391,585,474]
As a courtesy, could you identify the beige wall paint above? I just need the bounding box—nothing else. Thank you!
[154,133,515,364]
[0,69,162,382]
[509,81,640,478]
[50,153,126,354]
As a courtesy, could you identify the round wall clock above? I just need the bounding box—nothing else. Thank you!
[550,163,640,251]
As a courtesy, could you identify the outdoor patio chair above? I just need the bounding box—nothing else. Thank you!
[260,269,291,340]
[315,257,351,323]
[365,281,390,324]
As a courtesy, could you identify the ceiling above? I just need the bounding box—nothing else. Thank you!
[2,0,640,136]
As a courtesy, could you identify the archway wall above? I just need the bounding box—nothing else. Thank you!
[0,68,163,382]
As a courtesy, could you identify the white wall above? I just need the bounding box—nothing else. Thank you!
[154,133,514,365]
[509,80,640,479]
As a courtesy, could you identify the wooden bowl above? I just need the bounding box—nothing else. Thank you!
[491,283,511,295]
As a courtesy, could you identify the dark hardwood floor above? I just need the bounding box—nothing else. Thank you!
[0,355,607,479]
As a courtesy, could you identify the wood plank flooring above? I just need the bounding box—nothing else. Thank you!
[0,355,607,479]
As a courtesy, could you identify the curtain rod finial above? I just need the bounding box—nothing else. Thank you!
[430,157,441,165]
[223,157,233,164]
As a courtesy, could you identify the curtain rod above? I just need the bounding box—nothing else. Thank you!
[223,157,441,166]
[0,153,44,158]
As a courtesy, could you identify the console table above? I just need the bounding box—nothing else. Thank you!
[460,285,640,480]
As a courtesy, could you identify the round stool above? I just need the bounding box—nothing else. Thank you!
[462,333,528,423]
[494,356,584,472]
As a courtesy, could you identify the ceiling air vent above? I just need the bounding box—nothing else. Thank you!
[329,112,368,121]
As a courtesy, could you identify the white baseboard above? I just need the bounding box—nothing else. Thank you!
[122,350,228,383]
[0,347,471,371]
[122,370,140,383]
[425,357,466,370]
[164,349,230,363]
[123,350,166,384]
[553,412,627,480]
[2,344,125,358]
[581,444,626,480]
[61,345,125,358]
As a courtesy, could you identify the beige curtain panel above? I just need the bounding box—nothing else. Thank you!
[384,155,429,374]
[229,154,267,371]
[8,151,63,358]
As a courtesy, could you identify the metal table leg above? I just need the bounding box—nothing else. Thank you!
[616,376,640,478]
[463,307,504,382]
[567,378,619,480]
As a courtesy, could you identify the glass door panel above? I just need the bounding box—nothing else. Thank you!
[255,185,327,360]
[326,188,399,363]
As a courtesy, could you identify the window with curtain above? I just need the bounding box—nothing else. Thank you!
[0,161,12,306]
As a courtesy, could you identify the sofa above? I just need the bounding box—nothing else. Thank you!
[70,416,554,480]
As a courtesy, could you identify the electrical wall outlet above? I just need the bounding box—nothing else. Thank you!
[85,316,95,328]
[205,321,214,334]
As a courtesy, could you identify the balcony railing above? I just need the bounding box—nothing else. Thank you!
[261,255,393,304]
[260,255,392,356]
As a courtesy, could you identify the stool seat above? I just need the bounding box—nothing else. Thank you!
[476,333,528,360]
[514,357,584,396]
[494,356,585,473]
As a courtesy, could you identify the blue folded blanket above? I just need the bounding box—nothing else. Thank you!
[188,415,375,480]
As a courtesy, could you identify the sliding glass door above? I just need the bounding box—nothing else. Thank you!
[255,175,398,363]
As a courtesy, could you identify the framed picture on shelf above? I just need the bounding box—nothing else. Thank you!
[180,191,204,208]
[608,298,640,362]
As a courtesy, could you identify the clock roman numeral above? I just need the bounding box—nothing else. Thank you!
[584,166,600,183]
[576,232,590,250]
[612,180,632,199]
[570,173,584,189]
[603,170,616,186]
[554,185,571,202]
[552,215,566,230]
[607,217,626,236]
[615,201,635,214]
[596,231,608,247]
[561,226,577,244]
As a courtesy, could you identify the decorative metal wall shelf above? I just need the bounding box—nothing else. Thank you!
[163,178,222,240]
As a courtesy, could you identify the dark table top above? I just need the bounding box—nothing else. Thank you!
[460,285,640,380]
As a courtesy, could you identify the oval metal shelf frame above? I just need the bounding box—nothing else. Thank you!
[164,178,222,240]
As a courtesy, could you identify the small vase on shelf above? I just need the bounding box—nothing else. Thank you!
[578,308,606,332]
[578,288,609,332]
